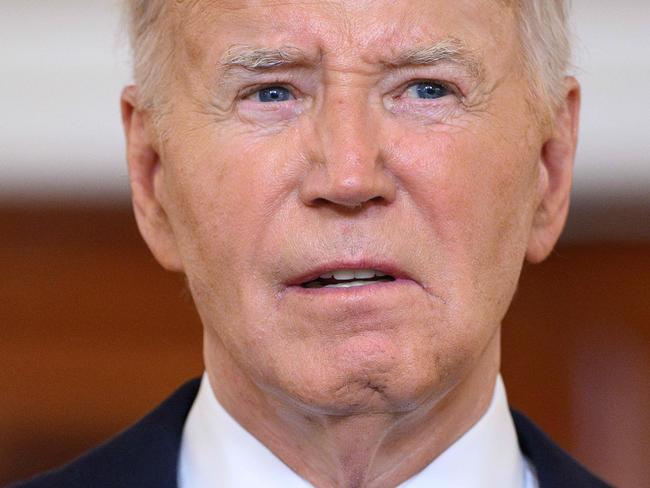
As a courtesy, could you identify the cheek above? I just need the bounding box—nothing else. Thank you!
[163,127,291,260]
[389,124,539,313]
[158,124,305,336]
[393,127,535,230]
[158,133,294,365]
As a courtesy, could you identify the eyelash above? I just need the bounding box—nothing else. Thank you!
[240,84,297,101]
[402,80,458,97]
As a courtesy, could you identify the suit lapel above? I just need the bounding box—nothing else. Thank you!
[511,410,612,488]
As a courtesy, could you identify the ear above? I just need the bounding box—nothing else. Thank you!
[526,77,581,263]
[121,86,183,272]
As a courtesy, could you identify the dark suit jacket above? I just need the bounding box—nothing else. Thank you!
[8,378,612,488]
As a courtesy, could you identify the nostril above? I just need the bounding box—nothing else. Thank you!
[308,197,384,211]
[308,196,364,209]
[311,197,331,206]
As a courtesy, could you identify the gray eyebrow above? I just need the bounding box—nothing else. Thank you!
[219,45,314,71]
[391,38,485,80]
[218,39,484,81]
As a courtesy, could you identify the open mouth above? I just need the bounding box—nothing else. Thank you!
[301,269,396,289]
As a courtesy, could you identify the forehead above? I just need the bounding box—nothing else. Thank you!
[173,0,518,68]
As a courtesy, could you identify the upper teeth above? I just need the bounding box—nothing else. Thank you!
[320,269,388,280]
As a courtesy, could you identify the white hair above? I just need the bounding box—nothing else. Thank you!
[123,0,571,118]
[516,0,572,117]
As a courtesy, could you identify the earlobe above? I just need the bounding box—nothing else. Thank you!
[121,86,184,272]
[526,77,581,264]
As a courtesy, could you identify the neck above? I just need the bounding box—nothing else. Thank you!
[204,332,500,488]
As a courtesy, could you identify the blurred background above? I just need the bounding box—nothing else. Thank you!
[1,0,648,486]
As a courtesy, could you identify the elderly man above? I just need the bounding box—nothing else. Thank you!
[13,0,610,487]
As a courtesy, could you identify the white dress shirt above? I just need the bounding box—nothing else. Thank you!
[178,373,539,488]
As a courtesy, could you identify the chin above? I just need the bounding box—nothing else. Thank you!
[297,373,445,417]
[272,340,453,416]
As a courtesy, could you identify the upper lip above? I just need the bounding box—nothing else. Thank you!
[285,260,412,287]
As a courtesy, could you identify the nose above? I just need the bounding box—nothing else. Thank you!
[298,94,396,209]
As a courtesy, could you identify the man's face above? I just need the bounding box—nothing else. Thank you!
[131,0,563,413]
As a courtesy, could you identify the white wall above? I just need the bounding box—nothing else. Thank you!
[571,1,650,203]
[1,1,648,236]
[0,1,131,200]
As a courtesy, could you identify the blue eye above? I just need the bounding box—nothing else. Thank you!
[257,86,293,103]
[406,82,449,100]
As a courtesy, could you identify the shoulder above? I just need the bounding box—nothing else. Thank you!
[8,378,201,488]
[511,410,613,488]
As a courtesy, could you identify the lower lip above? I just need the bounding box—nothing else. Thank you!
[285,278,418,297]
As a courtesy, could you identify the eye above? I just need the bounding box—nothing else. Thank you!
[254,86,294,103]
[404,82,450,100]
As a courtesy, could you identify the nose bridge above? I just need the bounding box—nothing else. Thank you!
[304,84,392,207]
[319,89,377,168]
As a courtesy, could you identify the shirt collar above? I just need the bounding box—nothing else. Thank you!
[178,373,535,488]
